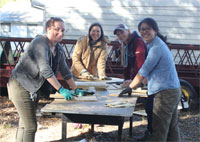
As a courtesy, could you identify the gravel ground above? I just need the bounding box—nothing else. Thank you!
[0,96,199,142]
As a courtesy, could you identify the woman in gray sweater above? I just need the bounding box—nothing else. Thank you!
[7,17,86,142]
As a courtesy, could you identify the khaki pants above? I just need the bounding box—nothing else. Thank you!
[7,77,37,142]
[151,88,182,142]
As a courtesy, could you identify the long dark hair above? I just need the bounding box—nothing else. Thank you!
[138,18,167,43]
[88,23,104,42]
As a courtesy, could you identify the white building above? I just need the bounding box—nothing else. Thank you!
[1,0,200,45]
[0,0,43,38]
[31,0,200,45]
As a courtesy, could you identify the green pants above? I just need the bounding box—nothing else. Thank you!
[151,88,182,141]
[7,77,37,142]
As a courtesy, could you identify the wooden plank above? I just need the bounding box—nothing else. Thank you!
[108,88,147,97]
[133,110,147,117]
[50,92,98,102]
[74,95,97,102]
[75,77,123,90]
[109,93,147,97]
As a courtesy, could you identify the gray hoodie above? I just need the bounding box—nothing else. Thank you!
[12,35,72,94]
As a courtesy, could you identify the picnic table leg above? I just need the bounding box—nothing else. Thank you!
[118,122,124,142]
[91,124,94,135]
[62,114,67,142]
[129,115,133,137]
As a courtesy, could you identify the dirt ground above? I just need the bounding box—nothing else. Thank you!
[0,96,199,142]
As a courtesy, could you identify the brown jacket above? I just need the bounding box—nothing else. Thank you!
[71,35,109,78]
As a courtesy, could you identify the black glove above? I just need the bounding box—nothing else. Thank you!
[118,86,132,97]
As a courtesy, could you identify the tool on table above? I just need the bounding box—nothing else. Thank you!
[106,81,124,85]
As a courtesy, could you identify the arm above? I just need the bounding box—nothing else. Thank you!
[138,44,162,78]
[58,46,77,90]
[47,74,78,100]
[34,38,54,79]
[47,75,76,91]
[47,75,62,91]
[129,73,144,89]
[118,73,144,97]
[66,78,76,90]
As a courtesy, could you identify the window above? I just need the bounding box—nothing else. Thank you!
[27,24,38,37]
[0,23,11,36]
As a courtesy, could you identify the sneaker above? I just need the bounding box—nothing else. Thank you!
[137,130,152,141]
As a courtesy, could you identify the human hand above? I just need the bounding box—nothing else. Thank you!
[81,71,94,80]
[99,76,112,80]
[58,86,73,100]
[122,80,132,88]
[118,86,132,97]
[74,88,94,96]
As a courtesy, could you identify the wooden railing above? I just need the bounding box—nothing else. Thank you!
[0,37,199,88]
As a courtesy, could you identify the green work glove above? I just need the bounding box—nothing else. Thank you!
[75,88,84,96]
[58,86,73,100]
[75,88,95,96]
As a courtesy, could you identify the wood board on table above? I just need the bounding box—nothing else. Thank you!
[108,88,147,97]
[50,92,98,102]
[133,109,147,116]
[75,77,124,90]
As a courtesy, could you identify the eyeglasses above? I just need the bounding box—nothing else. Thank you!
[139,27,152,32]
[52,27,65,33]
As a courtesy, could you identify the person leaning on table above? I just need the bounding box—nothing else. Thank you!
[119,18,182,141]
[7,17,88,142]
[113,24,147,93]
[71,22,110,80]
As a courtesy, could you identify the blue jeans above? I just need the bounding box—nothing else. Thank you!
[7,77,37,142]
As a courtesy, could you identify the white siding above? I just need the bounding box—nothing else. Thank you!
[0,1,44,38]
[43,0,200,44]
[10,24,27,37]
[0,23,43,38]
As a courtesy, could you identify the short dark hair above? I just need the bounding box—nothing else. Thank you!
[138,18,167,43]
[45,17,64,32]
[88,22,104,42]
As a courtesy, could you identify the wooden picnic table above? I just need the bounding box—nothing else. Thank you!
[41,89,139,142]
